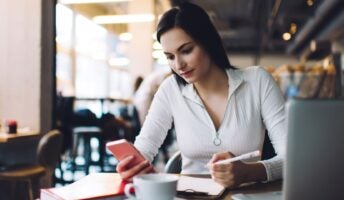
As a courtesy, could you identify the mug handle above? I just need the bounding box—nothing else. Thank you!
[124,183,136,199]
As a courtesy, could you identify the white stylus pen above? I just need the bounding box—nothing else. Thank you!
[209,150,261,166]
[215,150,261,164]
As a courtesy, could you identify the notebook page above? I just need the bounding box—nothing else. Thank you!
[177,176,225,196]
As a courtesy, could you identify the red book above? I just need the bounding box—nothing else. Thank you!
[40,173,127,200]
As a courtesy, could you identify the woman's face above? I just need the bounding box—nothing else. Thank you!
[160,27,212,84]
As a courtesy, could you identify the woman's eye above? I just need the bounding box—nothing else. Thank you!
[166,55,174,60]
[182,47,193,54]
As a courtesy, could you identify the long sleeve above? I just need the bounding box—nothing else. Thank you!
[257,68,286,182]
[134,79,174,162]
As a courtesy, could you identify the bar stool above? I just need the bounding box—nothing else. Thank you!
[71,126,103,175]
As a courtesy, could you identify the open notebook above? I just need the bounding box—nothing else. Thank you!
[177,176,226,199]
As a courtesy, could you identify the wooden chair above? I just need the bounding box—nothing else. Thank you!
[0,130,63,200]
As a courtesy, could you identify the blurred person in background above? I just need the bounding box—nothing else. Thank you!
[133,70,172,125]
[133,76,144,94]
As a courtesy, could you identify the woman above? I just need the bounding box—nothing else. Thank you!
[117,2,285,188]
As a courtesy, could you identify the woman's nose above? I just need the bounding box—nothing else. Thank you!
[174,56,186,70]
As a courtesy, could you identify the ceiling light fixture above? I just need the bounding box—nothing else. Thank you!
[59,0,131,4]
[153,41,162,50]
[290,23,297,34]
[282,32,291,41]
[119,32,133,41]
[93,14,155,24]
[108,57,130,66]
[152,32,157,40]
[306,0,314,7]
[152,50,164,59]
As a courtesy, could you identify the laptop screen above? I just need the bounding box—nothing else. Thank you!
[283,99,344,200]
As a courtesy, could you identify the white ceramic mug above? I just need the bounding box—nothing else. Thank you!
[124,173,179,200]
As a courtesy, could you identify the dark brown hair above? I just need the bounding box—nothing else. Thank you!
[157,2,235,84]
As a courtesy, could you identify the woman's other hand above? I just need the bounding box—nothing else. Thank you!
[208,151,267,188]
[208,151,249,188]
[116,155,155,181]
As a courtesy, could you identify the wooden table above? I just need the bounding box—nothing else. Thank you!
[40,173,282,200]
[0,131,39,143]
[221,180,282,200]
[0,131,40,167]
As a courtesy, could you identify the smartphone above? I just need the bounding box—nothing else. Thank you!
[106,139,146,168]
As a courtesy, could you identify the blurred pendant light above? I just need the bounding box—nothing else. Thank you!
[93,14,155,24]
[60,0,131,4]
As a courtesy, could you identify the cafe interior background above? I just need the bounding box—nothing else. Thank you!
[0,0,343,199]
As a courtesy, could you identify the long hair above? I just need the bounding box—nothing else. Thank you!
[157,2,235,85]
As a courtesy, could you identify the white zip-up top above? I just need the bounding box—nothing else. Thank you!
[134,66,286,182]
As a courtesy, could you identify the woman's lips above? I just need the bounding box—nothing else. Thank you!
[180,69,193,78]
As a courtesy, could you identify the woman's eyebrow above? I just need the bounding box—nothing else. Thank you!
[163,42,193,55]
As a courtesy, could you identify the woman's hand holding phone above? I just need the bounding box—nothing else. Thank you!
[116,156,155,181]
[106,139,156,181]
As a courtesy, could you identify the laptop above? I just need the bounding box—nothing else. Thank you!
[283,99,344,200]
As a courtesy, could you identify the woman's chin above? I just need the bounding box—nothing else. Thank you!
[180,74,197,84]
[183,77,195,84]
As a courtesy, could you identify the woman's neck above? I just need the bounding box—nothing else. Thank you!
[194,66,228,96]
